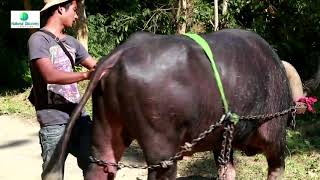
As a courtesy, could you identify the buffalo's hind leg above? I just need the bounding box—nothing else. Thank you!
[265,147,285,180]
[85,90,132,180]
[86,117,131,180]
[139,134,179,180]
[261,117,286,180]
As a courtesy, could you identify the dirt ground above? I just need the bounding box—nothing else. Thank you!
[0,115,148,180]
[0,115,213,180]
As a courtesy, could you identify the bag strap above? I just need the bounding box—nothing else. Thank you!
[39,29,75,69]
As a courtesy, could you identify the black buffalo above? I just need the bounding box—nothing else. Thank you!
[44,29,295,180]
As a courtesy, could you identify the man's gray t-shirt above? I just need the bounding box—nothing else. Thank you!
[28,29,90,126]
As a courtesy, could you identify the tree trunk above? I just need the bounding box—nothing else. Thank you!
[75,0,89,50]
[214,0,219,31]
[222,0,228,15]
[176,0,187,34]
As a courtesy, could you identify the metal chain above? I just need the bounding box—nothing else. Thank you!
[88,114,228,170]
[239,106,296,122]
[226,124,234,163]
[218,123,235,180]
[89,156,120,169]
[138,114,229,170]
[218,125,228,180]
[89,105,297,171]
[218,126,228,165]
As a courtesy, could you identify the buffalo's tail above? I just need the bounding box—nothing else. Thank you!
[42,48,125,180]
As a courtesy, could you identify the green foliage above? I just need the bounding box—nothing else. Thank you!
[87,13,117,58]
[189,0,215,32]
[287,130,315,153]
[87,0,175,58]
[1,0,319,88]
[222,0,320,80]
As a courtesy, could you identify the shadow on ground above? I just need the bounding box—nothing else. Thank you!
[121,141,146,166]
[121,142,218,178]
[0,139,30,149]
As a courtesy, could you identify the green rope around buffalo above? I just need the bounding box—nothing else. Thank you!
[183,33,239,124]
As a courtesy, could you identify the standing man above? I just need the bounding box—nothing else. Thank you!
[27,0,96,179]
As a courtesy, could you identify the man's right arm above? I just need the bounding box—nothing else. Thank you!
[33,58,92,85]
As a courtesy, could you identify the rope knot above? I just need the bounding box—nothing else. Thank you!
[225,111,239,125]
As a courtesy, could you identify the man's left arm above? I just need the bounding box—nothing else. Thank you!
[81,56,97,70]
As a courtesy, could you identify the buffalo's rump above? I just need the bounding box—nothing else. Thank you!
[97,29,291,156]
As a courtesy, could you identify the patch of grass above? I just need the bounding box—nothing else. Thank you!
[285,151,320,179]
[176,127,320,179]
[0,87,34,117]
[178,152,216,178]
[235,152,319,179]
[176,148,320,179]
[236,153,267,180]
[78,81,93,116]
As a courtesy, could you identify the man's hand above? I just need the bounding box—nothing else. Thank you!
[83,68,95,80]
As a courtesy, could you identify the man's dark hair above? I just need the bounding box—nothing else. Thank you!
[41,0,74,25]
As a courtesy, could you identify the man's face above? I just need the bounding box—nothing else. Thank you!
[61,0,78,27]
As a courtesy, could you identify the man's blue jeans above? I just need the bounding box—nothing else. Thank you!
[39,115,92,177]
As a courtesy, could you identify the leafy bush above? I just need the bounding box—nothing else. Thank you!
[87,0,176,58]
[1,0,320,89]
[223,0,320,80]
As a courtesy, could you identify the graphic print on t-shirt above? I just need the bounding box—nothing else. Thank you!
[47,43,80,104]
